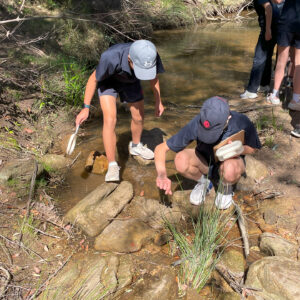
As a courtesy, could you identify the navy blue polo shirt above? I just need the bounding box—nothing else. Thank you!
[278,0,300,33]
[95,43,165,84]
[167,111,261,165]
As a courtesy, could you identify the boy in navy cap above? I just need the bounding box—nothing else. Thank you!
[155,96,261,209]
[76,40,165,182]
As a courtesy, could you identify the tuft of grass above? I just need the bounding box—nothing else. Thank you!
[264,136,275,148]
[165,195,236,294]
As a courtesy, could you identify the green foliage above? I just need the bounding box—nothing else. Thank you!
[264,136,275,148]
[165,200,236,294]
[63,61,88,107]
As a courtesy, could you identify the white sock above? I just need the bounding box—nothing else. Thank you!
[272,89,279,97]
[108,161,118,167]
[293,93,300,103]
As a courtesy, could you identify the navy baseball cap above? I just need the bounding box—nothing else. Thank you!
[129,40,157,80]
[198,96,230,144]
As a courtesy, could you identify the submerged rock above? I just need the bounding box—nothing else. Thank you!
[94,219,156,252]
[38,253,133,300]
[245,256,300,300]
[125,196,182,230]
[259,232,298,259]
[65,181,133,237]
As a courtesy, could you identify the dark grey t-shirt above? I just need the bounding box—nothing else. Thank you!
[95,43,165,84]
[166,111,261,165]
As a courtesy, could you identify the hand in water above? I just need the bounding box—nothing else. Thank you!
[156,175,172,195]
[155,102,164,117]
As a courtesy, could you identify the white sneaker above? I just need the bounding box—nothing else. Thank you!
[190,176,210,205]
[240,90,258,99]
[215,184,233,209]
[291,128,300,138]
[215,193,233,210]
[288,100,300,111]
[266,93,280,105]
[105,165,120,182]
[257,85,270,93]
[129,142,154,160]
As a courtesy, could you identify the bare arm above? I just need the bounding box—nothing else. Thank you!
[242,145,256,155]
[150,76,164,117]
[263,2,272,41]
[154,141,172,195]
[76,70,97,126]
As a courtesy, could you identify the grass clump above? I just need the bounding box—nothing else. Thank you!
[165,196,236,294]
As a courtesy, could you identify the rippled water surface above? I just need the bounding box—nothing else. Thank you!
[58,20,261,211]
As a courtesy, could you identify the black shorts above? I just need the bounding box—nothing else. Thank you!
[97,80,144,103]
[277,31,300,49]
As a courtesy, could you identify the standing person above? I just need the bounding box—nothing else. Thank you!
[76,40,165,182]
[267,0,300,110]
[155,96,261,209]
[240,0,284,100]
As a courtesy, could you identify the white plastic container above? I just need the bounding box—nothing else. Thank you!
[216,140,244,161]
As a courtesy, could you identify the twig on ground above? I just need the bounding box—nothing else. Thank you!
[234,202,250,257]
[18,160,38,246]
[0,234,47,263]
[28,253,74,300]
[25,224,61,239]
[0,241,13,265]
[0,266,12,298]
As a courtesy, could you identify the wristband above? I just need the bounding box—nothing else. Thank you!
[83,103,90,109]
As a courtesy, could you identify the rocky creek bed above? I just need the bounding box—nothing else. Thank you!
[0,94,300,300]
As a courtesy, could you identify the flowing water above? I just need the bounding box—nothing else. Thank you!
[58,19,260,211]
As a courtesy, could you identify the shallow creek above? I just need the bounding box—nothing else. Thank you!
[58,20,259,212]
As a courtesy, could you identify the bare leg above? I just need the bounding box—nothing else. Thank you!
[128,100,144,144]
[273,45,290,91]
[100,95,117,162]
[174,149,209,181]
[294,48,300,94]
[219,157,245,185]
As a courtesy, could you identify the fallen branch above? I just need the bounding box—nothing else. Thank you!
[25,224,61,239]
[0,241,13,265]
[234,202,250,257]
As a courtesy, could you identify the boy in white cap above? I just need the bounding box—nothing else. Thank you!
[155,96,261,209]
[76,40,165,182]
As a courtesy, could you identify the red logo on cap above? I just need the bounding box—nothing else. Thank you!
[203,120,210,128]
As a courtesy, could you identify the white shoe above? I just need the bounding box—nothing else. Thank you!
[190,176,210,205]
[105,165,120,182]
[129,142,154,160]
[257,85,270,93]
[291,128,300,138]
[240,90,258,99]
[266,93,280,105]
[288,100,300,111]
[215,184,233,209]
[215,193,233,210]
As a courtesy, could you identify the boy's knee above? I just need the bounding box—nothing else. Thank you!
[174,152,189,173]
[220,159,244,184]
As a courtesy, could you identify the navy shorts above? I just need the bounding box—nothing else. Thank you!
[97,80,144,103]
[277,31,300,49]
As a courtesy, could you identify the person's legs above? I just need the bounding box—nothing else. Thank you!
[215,157,245,209]
[246,33,269,93]
[260,37,276,88]
[100,95,117,162]
[174,149,210,205]
[288,47,300,110]
[128,100,144,145]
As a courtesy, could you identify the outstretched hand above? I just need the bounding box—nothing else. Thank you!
[156,175,172,195]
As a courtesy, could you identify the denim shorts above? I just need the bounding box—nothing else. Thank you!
[277,31,300,49]
[97,80,144,103]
